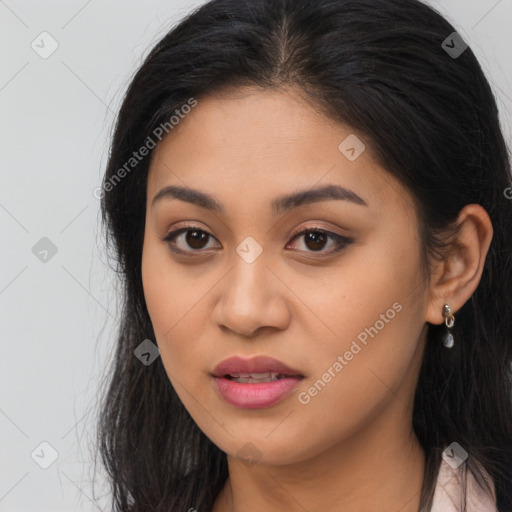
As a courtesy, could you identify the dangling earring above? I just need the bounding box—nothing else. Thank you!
[442,304,455,348]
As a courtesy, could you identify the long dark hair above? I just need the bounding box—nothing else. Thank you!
[95,0,512,510]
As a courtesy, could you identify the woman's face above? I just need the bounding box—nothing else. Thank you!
[142,86,431,465]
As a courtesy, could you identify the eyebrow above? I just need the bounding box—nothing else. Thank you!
[151,183,368,214]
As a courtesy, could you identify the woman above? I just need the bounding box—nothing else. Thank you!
[95,0,512,510]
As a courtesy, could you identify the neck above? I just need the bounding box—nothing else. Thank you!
[212,402,426,512]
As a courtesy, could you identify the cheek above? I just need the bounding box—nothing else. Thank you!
[141,238,194,364]
[291,234,424,412]
[302,239,416,352]
[142,263,208,418]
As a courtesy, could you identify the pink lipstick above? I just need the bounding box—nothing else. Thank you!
[211,355,304,409]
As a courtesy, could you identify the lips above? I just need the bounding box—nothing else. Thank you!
[212,355,304,379]
[210,355,303,408]
[211,355,305,408]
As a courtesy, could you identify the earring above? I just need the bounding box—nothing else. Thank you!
[442,304,455,348]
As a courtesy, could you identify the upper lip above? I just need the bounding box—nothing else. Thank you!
[212,355,304,377]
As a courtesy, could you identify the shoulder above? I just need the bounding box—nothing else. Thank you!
[431,456,497,512]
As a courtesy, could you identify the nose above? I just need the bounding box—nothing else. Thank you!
[211,254,291,338]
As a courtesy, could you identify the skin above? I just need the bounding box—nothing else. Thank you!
[141,86,493,512]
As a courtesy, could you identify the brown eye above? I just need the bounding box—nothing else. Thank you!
[184,230,209,249]
[163,227,219,253]
[303,231,328,251]
[287,228,353,254]
[162,225,353,257]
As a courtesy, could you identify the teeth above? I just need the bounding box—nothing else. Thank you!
[228,372,283,383]
[230,372,279,378]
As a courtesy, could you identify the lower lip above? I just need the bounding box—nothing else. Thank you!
[212,375,303,409]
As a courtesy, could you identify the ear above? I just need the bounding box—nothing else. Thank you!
[425,204,493,325]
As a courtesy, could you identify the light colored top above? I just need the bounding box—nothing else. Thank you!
[431,458,498,511]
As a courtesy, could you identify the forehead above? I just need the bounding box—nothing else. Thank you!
[146,87,411,219]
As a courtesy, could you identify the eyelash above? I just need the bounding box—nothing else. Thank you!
[162,224,353,257]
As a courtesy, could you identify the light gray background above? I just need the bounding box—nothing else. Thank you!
[1,1,511,511]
